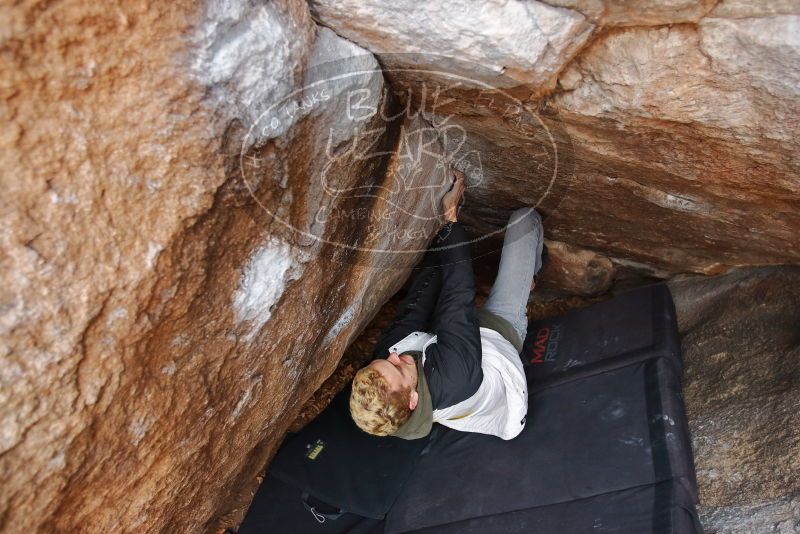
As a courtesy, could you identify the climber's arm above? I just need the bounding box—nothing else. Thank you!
[371,167,466,361]
[371,248,442,360]
[423,221,483,409]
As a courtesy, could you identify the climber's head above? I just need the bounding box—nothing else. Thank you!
[349,352,419,436]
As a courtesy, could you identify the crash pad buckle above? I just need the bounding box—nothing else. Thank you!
[309,507,325,524]
[301,490,345,523]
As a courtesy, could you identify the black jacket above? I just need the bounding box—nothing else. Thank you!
[371,223,483,410]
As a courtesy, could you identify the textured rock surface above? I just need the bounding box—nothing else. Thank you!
[314,1,800,275]
[542,0,717,26]
[0,1,450,532]
[669,267,800,533]
[537,239,615,295]
[549,16,800,272]
[310,0,594,90]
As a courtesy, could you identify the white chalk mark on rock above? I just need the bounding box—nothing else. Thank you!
[129,416,153,446]
[233,239,302,341]
[231,375,263,421]
[161,361,177,376]
[105,307,128,327]
[145,242,163,268]
[323,301,360,346]
[192,0,312,145]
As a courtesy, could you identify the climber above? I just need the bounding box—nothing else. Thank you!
[349,167,545,440]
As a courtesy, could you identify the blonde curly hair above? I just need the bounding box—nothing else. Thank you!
[349,366,413,436]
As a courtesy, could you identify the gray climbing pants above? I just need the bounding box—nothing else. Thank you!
[483,207,544,344]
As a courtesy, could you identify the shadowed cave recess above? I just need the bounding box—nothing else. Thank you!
[1,0,798,533]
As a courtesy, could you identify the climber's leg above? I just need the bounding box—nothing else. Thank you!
[483,207,544,343]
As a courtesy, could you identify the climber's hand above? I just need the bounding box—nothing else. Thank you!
[442,168,465,223]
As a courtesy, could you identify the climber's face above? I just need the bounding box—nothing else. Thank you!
[369,352,419,408]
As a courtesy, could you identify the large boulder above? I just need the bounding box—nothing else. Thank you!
[537,239,615,296]
[669,267,800,533]
[550,12,800,272]
[312,1,800,275]
[0,0,450,532]
[309,0,594,90]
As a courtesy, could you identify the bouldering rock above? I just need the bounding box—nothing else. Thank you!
[549,15,800,272]
[309,0,594,90]
[313,2,800,275]
[0,1,451,532]
[537,239,615,296]
[669,267,800,533]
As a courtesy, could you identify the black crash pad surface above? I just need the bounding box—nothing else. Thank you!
[402,478,700,533]
[238,473,383,534]
[522,284,681,385]
[384,358,696,533]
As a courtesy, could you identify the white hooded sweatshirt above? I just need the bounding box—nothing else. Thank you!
[388,327,528,440]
